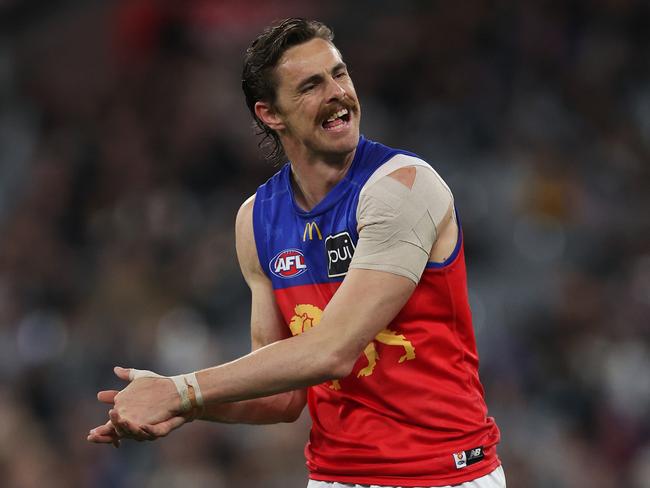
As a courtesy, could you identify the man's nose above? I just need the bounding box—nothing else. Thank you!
[324,76,346,102]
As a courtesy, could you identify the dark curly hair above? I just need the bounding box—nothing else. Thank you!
[242,18,334,165]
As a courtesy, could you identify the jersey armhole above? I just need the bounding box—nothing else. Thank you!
[425,208,463,269]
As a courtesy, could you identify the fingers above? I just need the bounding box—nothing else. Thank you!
[97,390,119,404]
[109,409,154,441]
[113,366,132,381]
[87,414,159,447]
[141,416,187,438]
[91,420,115,436]
[89,412,185,446]
[87,420,121,448]
[109,408,135,437]
[87,433,119,445]
[87,431,120,445]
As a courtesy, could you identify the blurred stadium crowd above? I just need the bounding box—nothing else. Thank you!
[0,0,649,487]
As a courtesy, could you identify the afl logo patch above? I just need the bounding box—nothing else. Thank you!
[269,249,307,279]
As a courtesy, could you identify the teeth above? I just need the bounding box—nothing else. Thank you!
[326,108,348,122]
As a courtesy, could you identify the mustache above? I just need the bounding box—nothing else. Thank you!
[317,99,357,121]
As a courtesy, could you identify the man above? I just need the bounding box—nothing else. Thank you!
[88,18,505,488]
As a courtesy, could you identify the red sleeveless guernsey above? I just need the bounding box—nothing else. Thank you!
[252,136,501,486]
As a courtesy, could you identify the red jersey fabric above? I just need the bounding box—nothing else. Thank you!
[273,240,501,486]
[253,137,501,485]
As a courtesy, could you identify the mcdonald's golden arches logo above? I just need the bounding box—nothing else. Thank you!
[303,221,322,241]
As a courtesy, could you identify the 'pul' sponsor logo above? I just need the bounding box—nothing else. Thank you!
[325,231,355,278]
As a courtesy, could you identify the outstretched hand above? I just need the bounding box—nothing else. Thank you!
[87,366,190,446]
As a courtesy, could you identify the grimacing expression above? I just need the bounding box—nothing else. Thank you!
[262,38,361,160]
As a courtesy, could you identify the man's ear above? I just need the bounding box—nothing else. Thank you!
[255,101,285,131]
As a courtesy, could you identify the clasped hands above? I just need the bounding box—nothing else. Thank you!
[87,366,201,447]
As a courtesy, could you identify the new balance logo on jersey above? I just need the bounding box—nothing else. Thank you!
[469,448,483,460]
[325,231,355,278]
[269,249,307,279]
[452,446,484,469]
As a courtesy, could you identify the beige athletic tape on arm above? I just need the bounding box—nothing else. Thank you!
[129,368,164,380]
[183,372,204,408]
[349,155,453,284]
[127,368,204,413]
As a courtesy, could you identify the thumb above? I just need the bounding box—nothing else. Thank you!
[113,366,132,381]
[117,367,165,381]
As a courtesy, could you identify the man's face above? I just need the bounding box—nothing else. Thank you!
[269,38,361,161]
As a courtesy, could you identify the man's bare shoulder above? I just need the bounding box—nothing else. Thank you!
[236,194,256,227]
[235,194,264,283]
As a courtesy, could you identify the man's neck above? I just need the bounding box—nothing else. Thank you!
[287,148,356,212]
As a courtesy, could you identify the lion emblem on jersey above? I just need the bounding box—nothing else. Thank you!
[289,304,416,390]
[289,304,322,335]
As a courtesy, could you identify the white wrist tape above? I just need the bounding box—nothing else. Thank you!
[182,372,204,408]
[128,368,204,413]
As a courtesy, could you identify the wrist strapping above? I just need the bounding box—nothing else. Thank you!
[170,373,204,412]
[128,368,204,413]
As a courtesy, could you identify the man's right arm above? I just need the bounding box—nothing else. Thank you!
[197,195,307,424]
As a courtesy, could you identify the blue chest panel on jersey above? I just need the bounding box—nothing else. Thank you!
[252,137,416,290]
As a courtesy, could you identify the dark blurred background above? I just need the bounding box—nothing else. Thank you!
[1,0,649,487]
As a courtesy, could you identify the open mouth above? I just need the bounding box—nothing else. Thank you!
[322,108,351,131]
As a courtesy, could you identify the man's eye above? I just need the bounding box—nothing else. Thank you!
[335,72,347,79]
[302,84,315,93]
